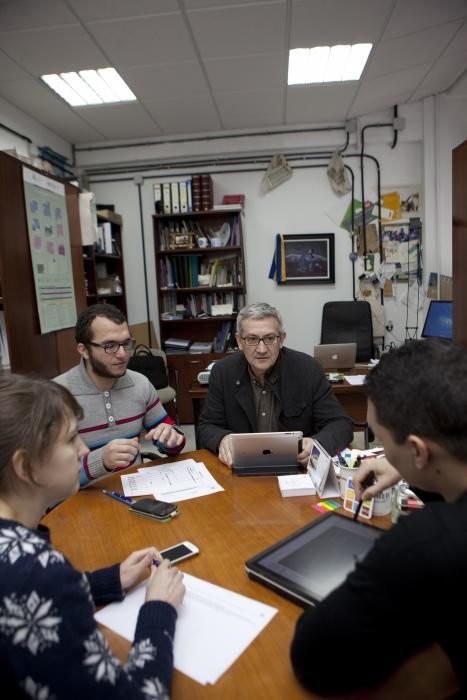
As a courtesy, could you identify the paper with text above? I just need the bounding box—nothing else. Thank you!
[95,573,277,685]
[120,459,224,501]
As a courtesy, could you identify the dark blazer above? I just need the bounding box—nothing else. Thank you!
[198,347,353,456]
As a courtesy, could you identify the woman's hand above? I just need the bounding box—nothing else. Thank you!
[146,559,185,609]
[120,547,161,591]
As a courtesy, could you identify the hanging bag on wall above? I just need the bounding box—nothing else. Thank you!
[128,344,168,390]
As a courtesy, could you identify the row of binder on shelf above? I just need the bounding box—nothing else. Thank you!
[159,255,241,289]
[153,174,213,215]
[96,222,119,255]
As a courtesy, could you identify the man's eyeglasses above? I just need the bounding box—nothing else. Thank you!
[88,339,136,355]
[241,334,281,346]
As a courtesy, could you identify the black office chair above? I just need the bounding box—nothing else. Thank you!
[320,300,374,362]
[321,300,374,447]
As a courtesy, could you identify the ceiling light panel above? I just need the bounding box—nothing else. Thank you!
[41,68,137,106]
[288,43,372,85]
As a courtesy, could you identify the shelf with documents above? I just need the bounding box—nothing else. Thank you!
[154,207,246,422]
[82,210,127,315]
[153,208,246,343]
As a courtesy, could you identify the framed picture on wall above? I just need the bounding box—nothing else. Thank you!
[280,233,335,284]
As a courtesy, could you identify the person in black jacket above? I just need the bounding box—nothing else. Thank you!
[198,302,353,467]
[290,339,467,697]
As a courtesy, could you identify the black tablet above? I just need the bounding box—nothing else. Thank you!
[245,512,383,607]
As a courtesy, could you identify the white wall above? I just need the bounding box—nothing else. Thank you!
[86,112,426,355]
[0,95,72,160]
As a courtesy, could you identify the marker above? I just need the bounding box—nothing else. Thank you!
[152,559,160,567]
[102,490,134,505]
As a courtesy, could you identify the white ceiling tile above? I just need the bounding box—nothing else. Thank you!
[0,50,29,80]
[0,0,464,143]
[290,0,394,46]
[74,102,161,139]
[286,83,357,124]
[0,78,104,142]
[449,70,467,96]
[349,90,414,118]
[366,21,463,79]
[0,26,108,74]
[354,63,432,103]
[86,14,196,66]
[67,0,178,22]
[0,0,76,31]
[410,51,467,99]
[188,3,287,59]
[382,0,467,40]
[214,88,284,129]
[205,52,287,92]
[443,20,467,56]
[144,94,221,134]
[184,0,279,8]
[120,62,210,101]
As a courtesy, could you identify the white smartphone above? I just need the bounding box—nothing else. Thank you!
[159,540,199,564]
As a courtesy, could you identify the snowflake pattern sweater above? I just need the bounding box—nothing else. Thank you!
[0,519,177,699]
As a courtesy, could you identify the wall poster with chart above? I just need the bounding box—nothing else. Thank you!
[22,167,77,334]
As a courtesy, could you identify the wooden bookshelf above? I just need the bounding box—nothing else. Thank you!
[153,207,247,422]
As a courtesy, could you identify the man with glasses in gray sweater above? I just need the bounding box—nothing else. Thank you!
[55,304,184,487]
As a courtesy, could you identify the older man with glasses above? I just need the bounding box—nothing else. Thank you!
[55,304,184,487]
[198,302,352,467]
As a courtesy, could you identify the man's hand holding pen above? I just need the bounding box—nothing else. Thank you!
[353,456,401,501]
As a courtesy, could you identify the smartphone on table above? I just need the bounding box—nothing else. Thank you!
[129,498,178,521]
[159,541,199,564]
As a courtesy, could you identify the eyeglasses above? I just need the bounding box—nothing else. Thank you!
[88,339,136,355]
[241,334,281,346]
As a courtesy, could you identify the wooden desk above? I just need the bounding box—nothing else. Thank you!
[42,450,457,699]
[189,369,368,448]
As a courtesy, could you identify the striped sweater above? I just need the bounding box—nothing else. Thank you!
[55,360,185,487]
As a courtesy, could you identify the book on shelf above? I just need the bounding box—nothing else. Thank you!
[164,337,191,350]
[189,341,213,353]
[212,203,243,211]
[277,474,316,497]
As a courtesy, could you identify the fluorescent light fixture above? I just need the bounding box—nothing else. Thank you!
[41,68,137,105]
[288,43,372,85]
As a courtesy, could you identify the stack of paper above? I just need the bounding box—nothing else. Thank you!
[278,473,315,497]
[121,458,223,502]
[95,573,277,685]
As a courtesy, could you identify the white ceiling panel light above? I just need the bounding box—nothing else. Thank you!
[288,44,372,85]
[41,68,137,106]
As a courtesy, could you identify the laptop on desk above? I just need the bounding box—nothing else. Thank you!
[313,343,357,370]
[230,431,303,476]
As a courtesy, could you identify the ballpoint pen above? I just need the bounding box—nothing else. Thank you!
[102,489,135,505]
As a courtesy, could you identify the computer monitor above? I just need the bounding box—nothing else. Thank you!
[421,300,453,340]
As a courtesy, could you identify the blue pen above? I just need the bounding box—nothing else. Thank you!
[152,559,160,567]
[102,489,135,505]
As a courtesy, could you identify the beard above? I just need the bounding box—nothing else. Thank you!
[86,352,128,379]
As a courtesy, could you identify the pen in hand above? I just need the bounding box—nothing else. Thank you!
[353,470,376,521]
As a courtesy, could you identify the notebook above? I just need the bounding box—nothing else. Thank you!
[230,431,303,476]
[313,342,357,370]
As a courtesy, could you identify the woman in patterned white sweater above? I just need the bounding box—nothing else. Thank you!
[0,374,185,699]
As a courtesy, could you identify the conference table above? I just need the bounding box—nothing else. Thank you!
[42,450,458,699]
